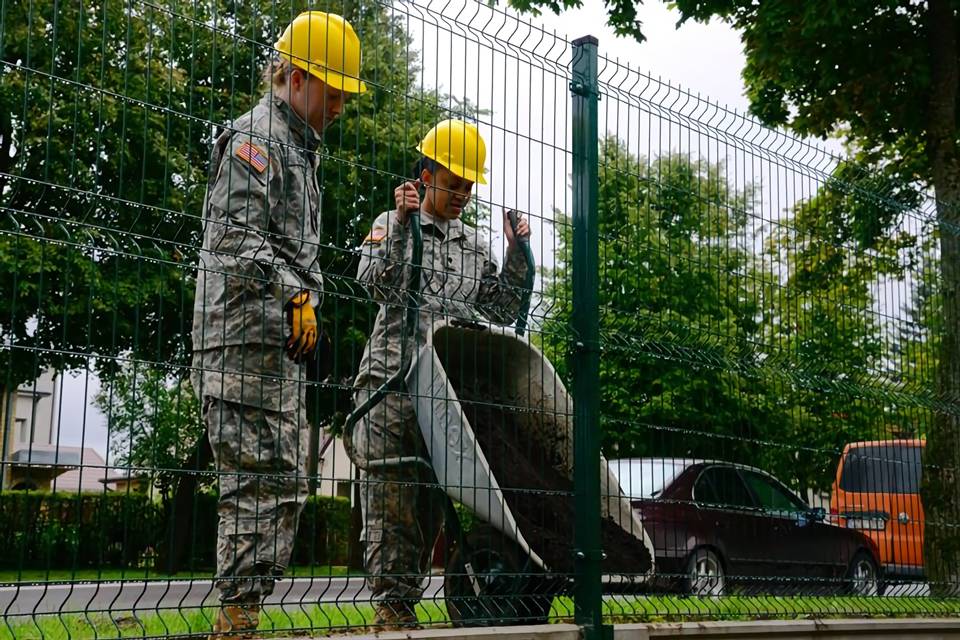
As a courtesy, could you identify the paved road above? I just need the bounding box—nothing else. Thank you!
[1,576,445,617]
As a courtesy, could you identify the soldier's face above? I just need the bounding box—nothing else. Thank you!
[290,69,347,132]
[422,165,474,220]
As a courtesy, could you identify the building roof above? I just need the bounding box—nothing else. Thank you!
[8,446,82,466]
[46,447,114,493]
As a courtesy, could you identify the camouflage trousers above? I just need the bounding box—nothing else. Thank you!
[347,389,445,603]
[203,396,309,604]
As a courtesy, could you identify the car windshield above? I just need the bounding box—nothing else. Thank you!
[740,470,807,514]
[610,459,693,499]
[840,444,923,494]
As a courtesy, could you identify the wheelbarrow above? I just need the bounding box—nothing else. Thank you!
[345,211,654,626]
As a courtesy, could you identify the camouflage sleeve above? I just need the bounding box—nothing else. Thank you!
[356,211,409,303]
[476,244,531,324]
[205,133,313,304]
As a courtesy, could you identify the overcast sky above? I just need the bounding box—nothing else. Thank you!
[54,0,845,460]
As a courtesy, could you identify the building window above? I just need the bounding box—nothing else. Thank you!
[336,481,352,499]
[15,418,28,443]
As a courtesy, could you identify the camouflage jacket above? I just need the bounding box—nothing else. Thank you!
[191,95,323,411]
[353,210,531,389]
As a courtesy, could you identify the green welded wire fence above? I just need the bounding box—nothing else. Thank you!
[0,0,958,638]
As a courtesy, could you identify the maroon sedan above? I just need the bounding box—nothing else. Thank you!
[610,458,883,596]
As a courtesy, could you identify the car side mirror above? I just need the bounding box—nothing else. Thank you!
[810,507,826,523]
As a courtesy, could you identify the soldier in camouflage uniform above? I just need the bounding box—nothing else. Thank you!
[191,12,366,638]
[349,120,533,629]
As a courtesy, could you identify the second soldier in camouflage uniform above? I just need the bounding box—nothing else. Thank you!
[349,120,533,628]
[191,12,366,638]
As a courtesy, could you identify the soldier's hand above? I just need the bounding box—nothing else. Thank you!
[394,180,421,225]
[504,209,531,249]
[284,291,318,363]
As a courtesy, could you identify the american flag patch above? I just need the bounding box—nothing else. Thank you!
[364,228,387,244]
[235,142,269,173]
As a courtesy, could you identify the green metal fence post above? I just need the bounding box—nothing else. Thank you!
[571,34,608,639]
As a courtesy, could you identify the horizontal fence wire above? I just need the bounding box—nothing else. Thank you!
[0,0,957,638]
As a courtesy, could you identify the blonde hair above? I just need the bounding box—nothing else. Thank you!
[261,58,292,91]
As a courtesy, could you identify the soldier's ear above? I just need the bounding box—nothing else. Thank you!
[290,67,306,93]
[419,167,433,185]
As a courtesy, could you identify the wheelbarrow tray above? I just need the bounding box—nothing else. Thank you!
[406,321,654,575]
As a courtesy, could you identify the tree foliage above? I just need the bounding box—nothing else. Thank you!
[1,0,464,505]
[0,0,452,396]
[94,363,203,504]
[542,140,927,494]
[543,139,782,476]
[517,0,960,588]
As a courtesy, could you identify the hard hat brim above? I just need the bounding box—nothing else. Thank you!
[285,56,368,94]
[314,67,368,94]
[416,144,488,185]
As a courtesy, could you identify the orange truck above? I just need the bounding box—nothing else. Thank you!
[830,439,925,581]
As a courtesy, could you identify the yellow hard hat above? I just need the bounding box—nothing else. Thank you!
[416,119,487,185]
[275,12,367,94]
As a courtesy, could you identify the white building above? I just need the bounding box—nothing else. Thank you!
[0,371,77,490]
[315,433,354,499]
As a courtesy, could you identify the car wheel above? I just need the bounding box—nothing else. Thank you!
[444,524,562,627]
[846,551,882,596]
[685,548,725,597]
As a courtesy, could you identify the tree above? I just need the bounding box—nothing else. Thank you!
[760,160,921,489]
[95,362,203,504]
[0,0,455,419]
[541,139,931,498]
[543,138,788,479]
[512,0,960,591]
[889,233,941,439]
[0,0,206,395]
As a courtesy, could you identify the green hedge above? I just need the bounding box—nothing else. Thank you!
[0,492,160,569]
[294,495,352,566]
[0,492,352,571]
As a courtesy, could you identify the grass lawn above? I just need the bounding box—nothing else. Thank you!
[0,566,353,584]
[3,602,392,640]
[599,594,960,622]
[3,602,456,640]
[4,595,959,639]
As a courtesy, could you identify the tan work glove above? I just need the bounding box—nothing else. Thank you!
[284,291,318,363]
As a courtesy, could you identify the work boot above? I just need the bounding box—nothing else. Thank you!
[208,604,260,639]
[372,600,420,631]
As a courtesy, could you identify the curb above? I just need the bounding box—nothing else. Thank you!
[309,624,582,640]
[620,618,960,638]
[288,618,960,640]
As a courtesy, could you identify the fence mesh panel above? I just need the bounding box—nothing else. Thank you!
[0,0,957,637]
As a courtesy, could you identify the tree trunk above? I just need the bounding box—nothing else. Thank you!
[0,384,9,490]
[923,0,960,597]
[158,436,214,574]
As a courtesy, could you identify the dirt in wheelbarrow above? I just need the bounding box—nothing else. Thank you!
[455,384,651,575]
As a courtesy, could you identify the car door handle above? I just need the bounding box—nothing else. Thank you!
[898,512,910,524]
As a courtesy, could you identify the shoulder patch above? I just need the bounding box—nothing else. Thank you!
[363,228,387,244]
[235,142,269,174]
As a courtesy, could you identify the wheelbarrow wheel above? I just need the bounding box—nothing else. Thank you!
[444,524,559,627]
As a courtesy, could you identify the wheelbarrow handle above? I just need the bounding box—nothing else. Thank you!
[343,211,424,436]
[506,210,535,337]
[405,211,424,343]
